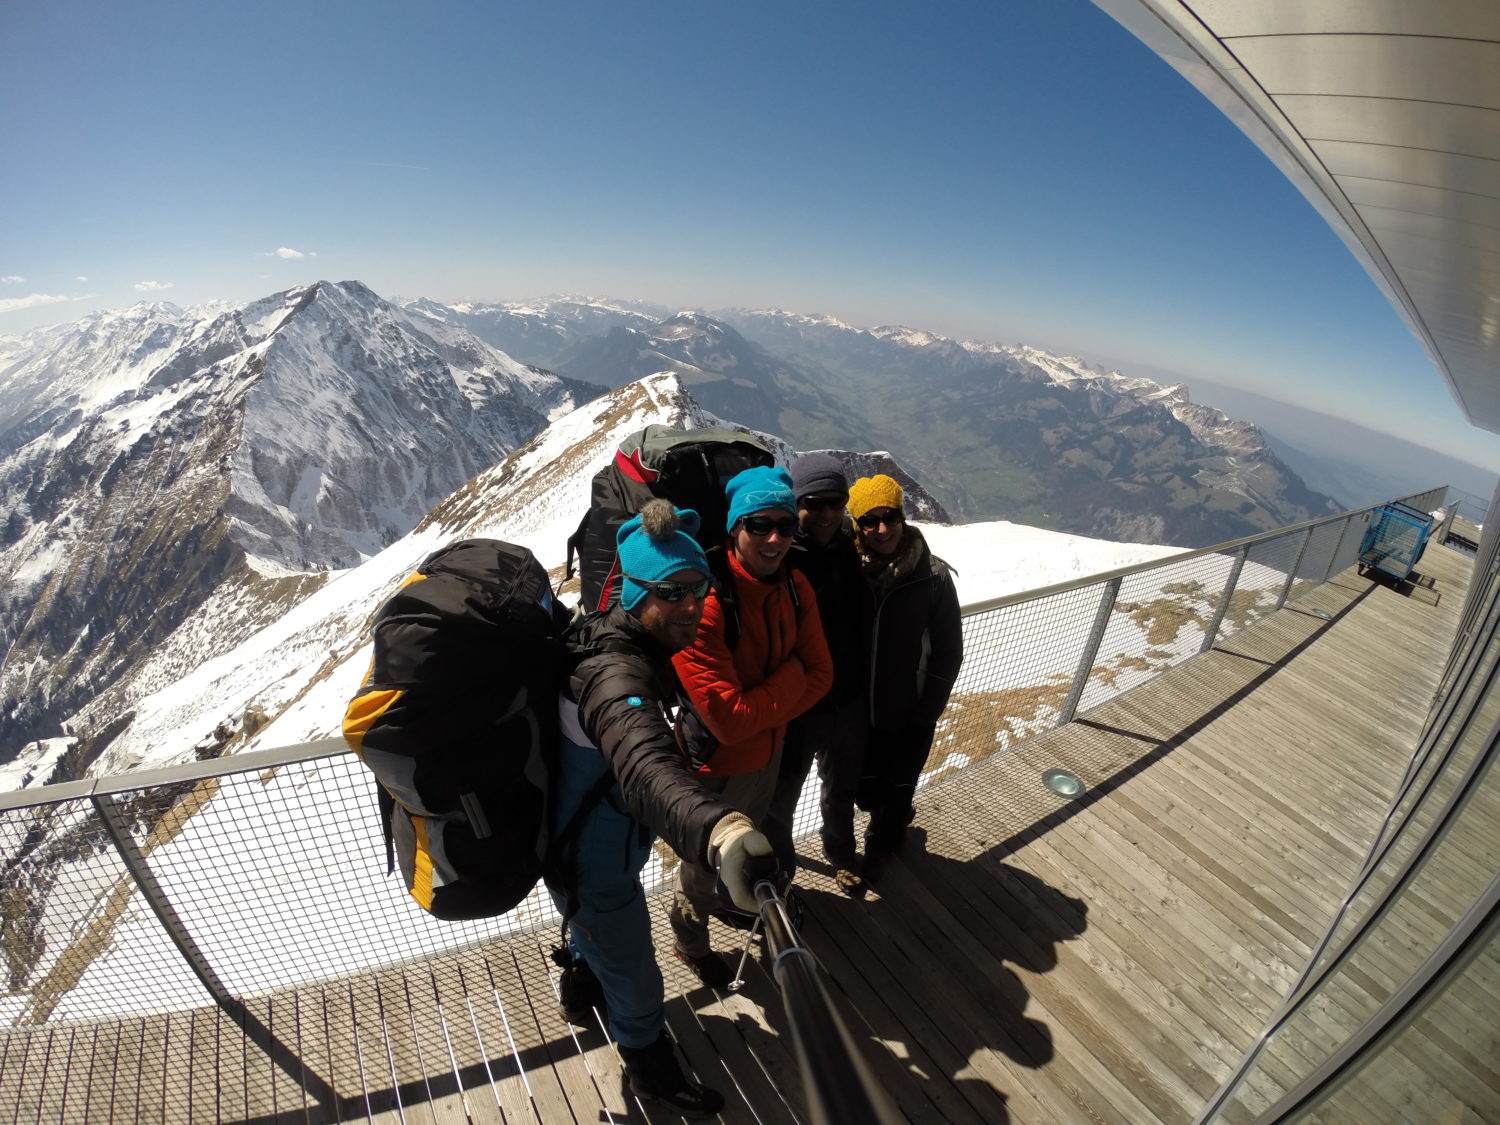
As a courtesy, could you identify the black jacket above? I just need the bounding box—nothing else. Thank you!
[790,529,870,711]
[565,607,734,869]
[863,525,964,729]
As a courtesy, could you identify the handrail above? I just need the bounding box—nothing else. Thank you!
[960,489,1427,617]
[0,737,350,811]
[1,488,1448,811]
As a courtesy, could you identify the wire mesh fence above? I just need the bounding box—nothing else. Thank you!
[0,490,1450,1033]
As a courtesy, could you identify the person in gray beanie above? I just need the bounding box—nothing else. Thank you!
[761,453,873,896]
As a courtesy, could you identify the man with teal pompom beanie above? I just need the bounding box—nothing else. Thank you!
[549,499,773,1116]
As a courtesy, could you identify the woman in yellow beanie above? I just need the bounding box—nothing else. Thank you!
[847,474,964,879]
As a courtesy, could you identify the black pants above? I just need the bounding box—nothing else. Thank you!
[763,698,868,872]
[859,722,938,855]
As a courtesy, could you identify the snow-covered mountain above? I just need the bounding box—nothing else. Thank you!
[0,281,599,759]
[400,294,668,369]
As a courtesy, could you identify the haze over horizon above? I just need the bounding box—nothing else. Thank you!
[4,0,1495,470]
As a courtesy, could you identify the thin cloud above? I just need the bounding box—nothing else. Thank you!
[1,275,25,284]
[260,247,318,259]
[134,280,174,292]
[0,293,69,314]
[75,276,88,282]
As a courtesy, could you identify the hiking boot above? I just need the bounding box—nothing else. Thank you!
[862,848,892,883]
[620,1032,725,1117]
[835,866,867,898]
[673,946,734,989]
[556,955,606,1029]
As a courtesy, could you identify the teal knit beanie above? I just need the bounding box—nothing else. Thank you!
[616,500,709,610]
[725,465,797,529]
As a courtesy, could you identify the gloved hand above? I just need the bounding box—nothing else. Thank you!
[709,813,780,913]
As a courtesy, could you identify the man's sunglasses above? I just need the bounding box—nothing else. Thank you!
[624,575,712,603]
[739,515,800,538]
[798,494,848,512]
[855,509,905,531]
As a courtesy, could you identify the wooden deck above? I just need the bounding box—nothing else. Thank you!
[2,542,1469,1124]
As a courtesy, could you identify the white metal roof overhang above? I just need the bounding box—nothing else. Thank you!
[1092,0,1500,432]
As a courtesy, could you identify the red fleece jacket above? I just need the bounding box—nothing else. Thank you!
[672,550,834,775]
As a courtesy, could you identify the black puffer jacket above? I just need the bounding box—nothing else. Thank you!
[862,525,964,729]
[790,529,870,711]
[566,606,734,869]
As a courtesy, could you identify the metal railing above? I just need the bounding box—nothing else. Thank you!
[0,487,1448,1033]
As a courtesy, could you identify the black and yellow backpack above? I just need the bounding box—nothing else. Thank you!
[342,539,573,920]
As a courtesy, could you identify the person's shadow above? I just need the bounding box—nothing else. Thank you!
[750,826,1089,1124]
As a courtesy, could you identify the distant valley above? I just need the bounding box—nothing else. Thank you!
[410,296,1345,544]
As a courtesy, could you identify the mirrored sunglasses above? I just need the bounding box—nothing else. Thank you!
[855,509,905,531]
[625,575,712,603]
[798,493,849,512]
[739,515,801,538]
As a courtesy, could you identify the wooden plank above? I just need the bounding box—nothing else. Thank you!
[872,853,1182,1123]
[134,1013,165,1125]
[908,828,1231,1102]
[2,1030,36,1125]
[497,940,587,1125]
[458,951,543,1124]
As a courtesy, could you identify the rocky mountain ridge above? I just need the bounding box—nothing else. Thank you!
[0,281,597,757]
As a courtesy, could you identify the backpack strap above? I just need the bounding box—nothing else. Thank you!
[376,780,397,875]
[705,547,742,652]
[564,509,590,581]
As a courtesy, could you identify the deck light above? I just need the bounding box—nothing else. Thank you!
[1311,608,1333,620]
[1043,769,1085,798]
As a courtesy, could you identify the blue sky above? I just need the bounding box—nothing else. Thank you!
[3,0,1494,470]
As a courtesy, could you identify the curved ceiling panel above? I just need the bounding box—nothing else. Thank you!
[1093,0,1500,432]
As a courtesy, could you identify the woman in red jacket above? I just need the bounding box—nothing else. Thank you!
[669,465,834,986]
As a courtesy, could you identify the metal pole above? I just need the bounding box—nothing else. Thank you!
[754,883,904,1125]
[93,792,238,1012]
[1201,545,1249,654]
[1322,515,1355,583]
[1276,527,1314,611]
[1057,577,1121,726]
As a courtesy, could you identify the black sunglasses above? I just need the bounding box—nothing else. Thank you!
[624,575,711,603]
[855,509,905,530]
[739,515,800,538]
[798,494,848,512]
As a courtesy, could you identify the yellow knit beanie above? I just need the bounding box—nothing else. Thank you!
[847,474,905,520]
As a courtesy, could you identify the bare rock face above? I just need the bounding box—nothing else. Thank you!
[0,281,595,760]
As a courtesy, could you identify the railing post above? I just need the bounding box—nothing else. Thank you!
[1276,527,1314,610]
[1201,545,1250,654]
[1057,577,1121,726]
[93,792,238,1012]
[1322,515,1355,583]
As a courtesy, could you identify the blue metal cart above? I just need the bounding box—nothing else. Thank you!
[1357,501,1435,582]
